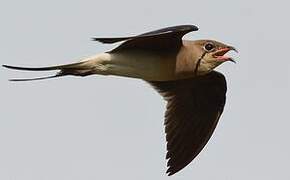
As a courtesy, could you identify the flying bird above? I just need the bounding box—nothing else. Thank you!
[3,25,237,175]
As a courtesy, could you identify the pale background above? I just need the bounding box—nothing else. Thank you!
[1,0,289,179]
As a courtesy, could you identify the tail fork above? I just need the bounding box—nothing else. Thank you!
[3,61,95,81]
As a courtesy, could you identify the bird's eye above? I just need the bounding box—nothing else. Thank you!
[204,42,215,52]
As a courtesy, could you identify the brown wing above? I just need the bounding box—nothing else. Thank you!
[92,25,198,52]
[148,71,227,176]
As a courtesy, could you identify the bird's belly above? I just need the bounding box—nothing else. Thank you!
[106,51,179,81]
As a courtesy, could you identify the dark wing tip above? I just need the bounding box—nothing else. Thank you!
[168,24,199,33]
[165,159,189,176]
[91,24,198,44]
[139,24,199,37]
[91,37,115,43]
[166,168,175,176]
[166,165,184,176]
[91,37,132,44]
[181,24,199,31]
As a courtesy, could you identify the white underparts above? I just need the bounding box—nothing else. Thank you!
[80,51,178,81]
[78,51,219,81]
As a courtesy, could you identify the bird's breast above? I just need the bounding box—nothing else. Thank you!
[106,50,188,81]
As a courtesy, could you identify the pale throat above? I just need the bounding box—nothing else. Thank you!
[198,59,222,74]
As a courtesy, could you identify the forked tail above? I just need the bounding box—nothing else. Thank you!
[3,61,96,81]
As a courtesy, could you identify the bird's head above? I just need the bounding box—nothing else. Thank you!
[191,40,237,74]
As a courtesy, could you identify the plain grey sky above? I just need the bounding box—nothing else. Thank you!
[1,0,289,179]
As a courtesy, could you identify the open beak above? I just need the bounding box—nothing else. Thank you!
[213,46,238,63]
[227,46,238,53]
